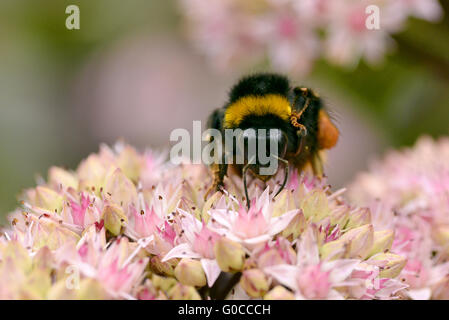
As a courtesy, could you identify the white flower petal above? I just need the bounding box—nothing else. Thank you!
[264,264,299,291]
[178,209,201,244]
[269,209,299,236]
[296,227,320,265]
[408,288,431,300]
[327,289,345,300]
[325,259,360,284]
[201,258,221,287]
[257,187,270,218]
[162,243,201,262]
[374,279,408,299]
[226,284,251,300]
[241,234,271,246]
[208,227,241,243]
[209,209,233,230]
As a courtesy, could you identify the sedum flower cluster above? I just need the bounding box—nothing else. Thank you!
[348,137,449,300]
[179,0,443,74]
[0,142,408,300]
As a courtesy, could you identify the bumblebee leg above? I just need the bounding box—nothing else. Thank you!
[242,162,251,210]
[290,116,308,136]
[273,156,289,198]
[204,163,227,200]
[311,153,324,178]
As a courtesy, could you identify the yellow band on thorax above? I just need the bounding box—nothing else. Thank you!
[224,94,292,128]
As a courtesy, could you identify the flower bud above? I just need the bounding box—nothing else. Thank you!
[368,230,394,257]
[103,168,138,209]
[240,269,270,298]
[432,225,449,247]
[32,218,80,250]
[345,208,371,230]
[321,224,374,260]
[76,279,108,300]
[116,146,143,183]
[214,238,245,272]
[151,274,178,293]
[301,190,331,222]
[174,258,207,287]
[329,207,349,227]
[168,283,202,300]
[47,280,77,300]
[136,281,168,300]
[77,154,108,192]
[369,253,407,278]
[34,186,63,213]
[102,204,128,236]
[201,191,221,223]
[150,255,178,277]
[281,211,306,240]
[342,224,374,259]
[18,269,52,299]
[320,238,348,260]
[257,249,286,269]
[33,246,53,272]
[264,285,295,300]
[272,190,296,217]
[48,167,78,190]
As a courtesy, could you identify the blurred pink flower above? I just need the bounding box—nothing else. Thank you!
[179,0,443,73]
[349,137,449,299]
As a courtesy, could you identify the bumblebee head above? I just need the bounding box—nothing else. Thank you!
[233,124,290,208]
[238,127,288,179]
[224,88,295,179]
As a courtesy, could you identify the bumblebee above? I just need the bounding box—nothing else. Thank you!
[205,73,339,207]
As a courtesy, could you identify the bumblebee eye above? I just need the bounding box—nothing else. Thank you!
[234,128,257,164]
[235,128,288,166]
[270,129,288,158]
[242,128,257,158]
[242,128,257,143]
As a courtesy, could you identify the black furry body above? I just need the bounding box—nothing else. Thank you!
[206,72,329,191]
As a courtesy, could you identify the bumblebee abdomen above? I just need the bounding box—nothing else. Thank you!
[228,73,290,103]
[224,73,294,129]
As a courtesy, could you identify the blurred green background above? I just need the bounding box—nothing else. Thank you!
[0,0,448,222]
